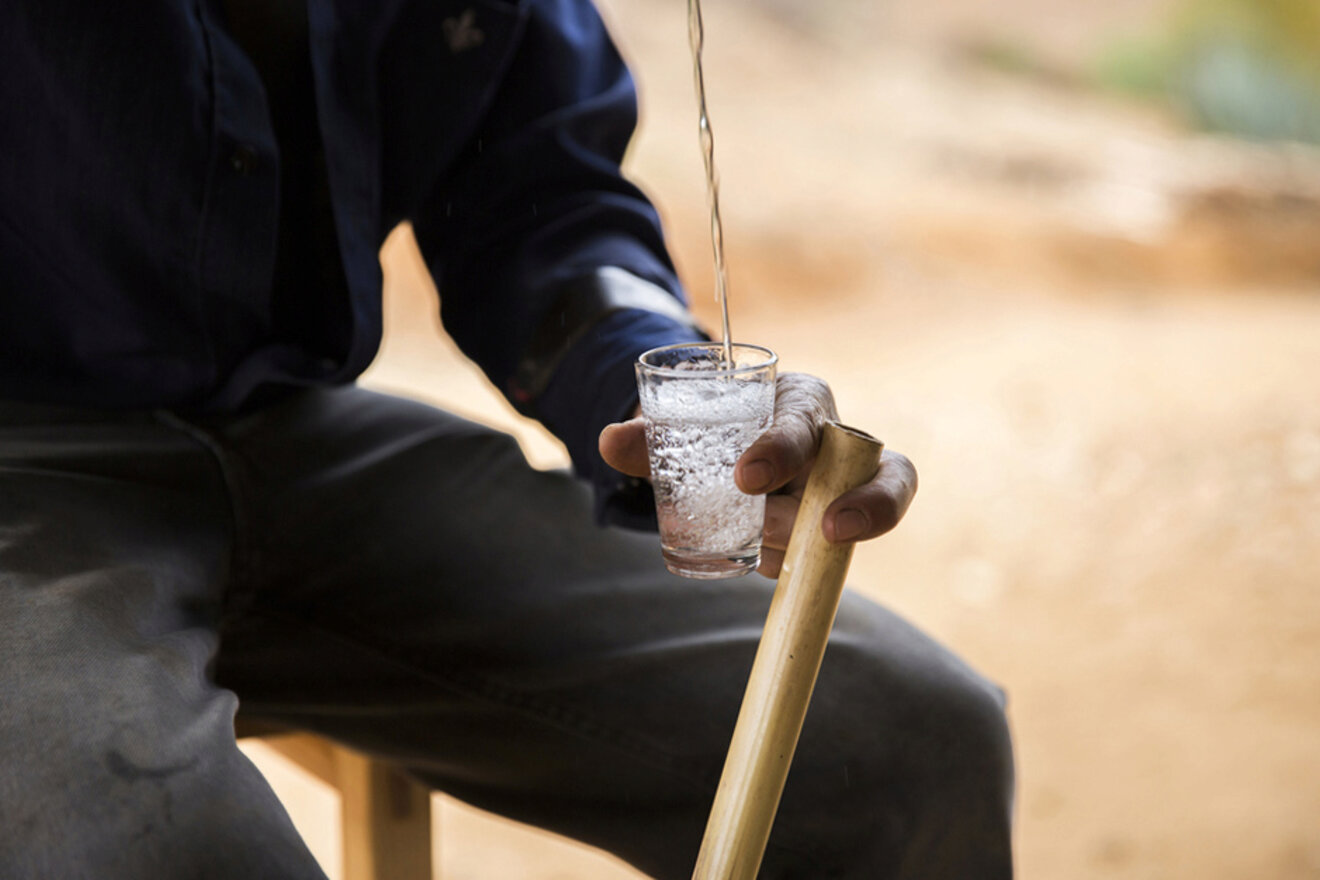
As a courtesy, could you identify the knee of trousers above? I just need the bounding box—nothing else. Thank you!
[885,672,1016,879]
[913,673,1016,836]
[906,666,1015,805]
[767,636,1016,877]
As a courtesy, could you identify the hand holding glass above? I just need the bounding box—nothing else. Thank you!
[635,342,778,579]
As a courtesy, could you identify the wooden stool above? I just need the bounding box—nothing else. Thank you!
[236,721,435,880]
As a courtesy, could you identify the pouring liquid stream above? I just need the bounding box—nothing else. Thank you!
[687,0,735,368]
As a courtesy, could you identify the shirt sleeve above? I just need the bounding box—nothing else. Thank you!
[410,0,705,526]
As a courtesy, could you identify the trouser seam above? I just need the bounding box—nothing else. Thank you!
[152,410,257,618]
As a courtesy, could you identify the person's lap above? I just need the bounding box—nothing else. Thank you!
[0,404,323,878]
[0,387,1013,879]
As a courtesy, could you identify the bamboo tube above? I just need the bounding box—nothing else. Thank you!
[692,421,883,880]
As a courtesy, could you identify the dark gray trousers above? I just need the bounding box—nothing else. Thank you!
[0,386,1014,879]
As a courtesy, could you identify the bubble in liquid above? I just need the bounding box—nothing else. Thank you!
[642,378,774,555]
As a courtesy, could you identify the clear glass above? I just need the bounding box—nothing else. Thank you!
[635,342,778,578]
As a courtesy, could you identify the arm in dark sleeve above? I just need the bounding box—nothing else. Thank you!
[410,0,704,526]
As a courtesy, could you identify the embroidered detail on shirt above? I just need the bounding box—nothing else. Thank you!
[443,9,485,53]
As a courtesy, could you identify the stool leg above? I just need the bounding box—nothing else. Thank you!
[334,746,435,880]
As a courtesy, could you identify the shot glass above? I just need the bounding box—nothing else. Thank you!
[635,342,778,578]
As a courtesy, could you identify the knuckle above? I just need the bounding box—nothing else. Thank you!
[883,450,919,496]
[866,485,907,535]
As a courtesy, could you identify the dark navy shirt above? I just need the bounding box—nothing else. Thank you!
[0,0,700,509]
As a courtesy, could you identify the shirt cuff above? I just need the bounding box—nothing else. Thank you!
[534,308,708,530]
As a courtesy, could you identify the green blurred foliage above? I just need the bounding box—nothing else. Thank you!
[1095,0,1320,143]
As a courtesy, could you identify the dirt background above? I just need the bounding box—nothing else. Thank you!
[243,0,1320,876]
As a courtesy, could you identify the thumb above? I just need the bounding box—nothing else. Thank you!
[599,417,650,478]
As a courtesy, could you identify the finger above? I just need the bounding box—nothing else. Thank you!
[822,450,919,544]
[760,493,800,551]
[757,546,785,579]
[598,417,650,478]
[736,373,838,495]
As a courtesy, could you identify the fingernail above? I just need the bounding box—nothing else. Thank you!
[742,459,775,493]
[833,509,869,542]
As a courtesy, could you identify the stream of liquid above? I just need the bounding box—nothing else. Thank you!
[687,0,734,366]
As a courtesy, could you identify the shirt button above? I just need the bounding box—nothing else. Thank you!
[229,146,258,175]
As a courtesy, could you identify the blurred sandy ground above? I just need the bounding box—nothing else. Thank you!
[244,0,1320,876]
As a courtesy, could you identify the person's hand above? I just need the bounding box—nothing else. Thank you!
[598,372,918,578]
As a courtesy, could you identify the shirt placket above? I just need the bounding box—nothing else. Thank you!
[195,0,282,373]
